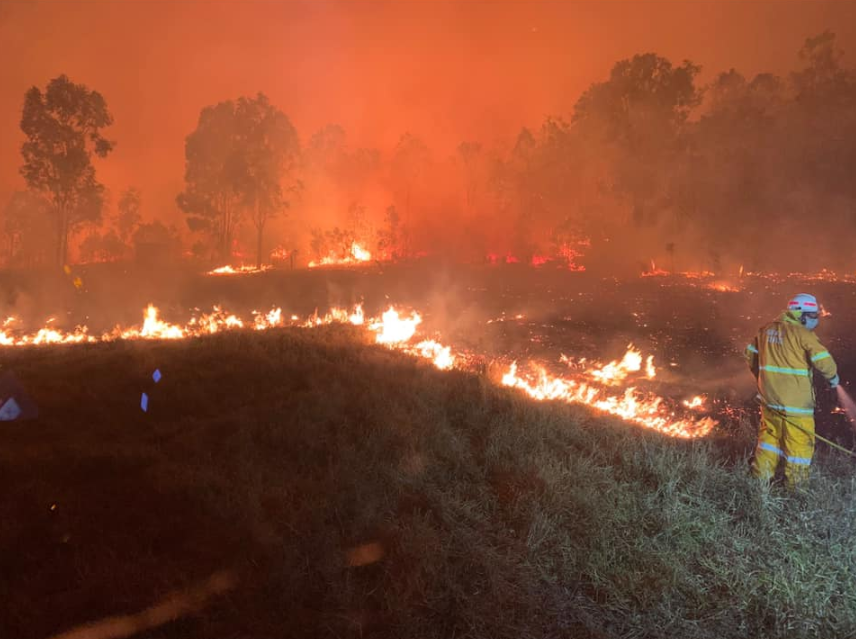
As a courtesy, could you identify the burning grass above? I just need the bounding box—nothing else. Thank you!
[0,302,716,439]
[206,265,273,276]
[308,241,374,268]
[2,328,856,639]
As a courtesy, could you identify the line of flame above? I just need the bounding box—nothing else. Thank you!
[0,303,714,438]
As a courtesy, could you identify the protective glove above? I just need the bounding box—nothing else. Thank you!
[830,374,840,389]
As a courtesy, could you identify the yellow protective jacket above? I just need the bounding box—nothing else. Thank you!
[745,311,838,416]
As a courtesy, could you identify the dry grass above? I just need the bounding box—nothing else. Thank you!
[1,326,855,639]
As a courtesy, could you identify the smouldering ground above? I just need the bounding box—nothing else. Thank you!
[3,264,856,638]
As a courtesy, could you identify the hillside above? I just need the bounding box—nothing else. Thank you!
[2,327,856,639]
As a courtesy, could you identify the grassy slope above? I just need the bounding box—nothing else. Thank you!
[1,327,856,639]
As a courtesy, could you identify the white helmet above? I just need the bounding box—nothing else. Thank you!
[787,293,820,314]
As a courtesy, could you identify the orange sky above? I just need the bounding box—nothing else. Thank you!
[1,0,855,221]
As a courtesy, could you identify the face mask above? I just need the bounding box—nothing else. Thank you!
[804,317,819,331]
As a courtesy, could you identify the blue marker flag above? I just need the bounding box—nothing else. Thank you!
[0,371,38,421]
[152,369,162,383]
[141,392,149,412]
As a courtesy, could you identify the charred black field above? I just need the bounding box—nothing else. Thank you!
[2,263,856,639]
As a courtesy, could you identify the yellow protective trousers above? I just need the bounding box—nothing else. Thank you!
[751,405,815,487]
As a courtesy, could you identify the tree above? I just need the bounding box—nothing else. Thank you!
[792,31,849,106]
[117,187,142,244]
[376,205,401,259]
[309,226,354,263]
[234,93,301,269]
[178,94,300,265]
[79,229,124,263]
[132,221,181,262]
[2,191,52,266]
[306,124,347,171]
[19,74,114,265]
[788,32,856,202]
[390,133,430,218]
[573,54,702,226]
[346,201,369,242]
[177,100,244,260]
[457,141,482,210]
[692,70,786,253]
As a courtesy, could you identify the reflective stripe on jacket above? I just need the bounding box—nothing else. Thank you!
[744,311,838,415]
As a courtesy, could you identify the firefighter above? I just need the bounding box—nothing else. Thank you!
[745,293,839,487]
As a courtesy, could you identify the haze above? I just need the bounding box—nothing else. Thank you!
[2,0,856,271]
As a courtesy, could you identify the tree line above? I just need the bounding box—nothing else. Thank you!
[4,31,855,273]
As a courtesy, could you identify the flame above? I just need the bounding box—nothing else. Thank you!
[707,282,741,292]
[253,308,284,330]
[486,253,520,265]
[1,302,716,440]
[1,321,95,346]
[587,345,651,385]
[501,362,715,439]
[636,264,856,287]
[369,307,421,344]
[556,241,588,271]
[308,242,373,268]
[486,244,588,271]
[642,260,670,277]
[207,265,272,275]
[410,340,455,370]
[138,304,185,340]
[269,246,293,262]
[642,261,719,280]
[683,396,705,410]
[191,307,245,334]
[306,304,365,327]
[352,243,372,261]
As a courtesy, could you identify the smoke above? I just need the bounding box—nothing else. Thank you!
[835,386,856,429]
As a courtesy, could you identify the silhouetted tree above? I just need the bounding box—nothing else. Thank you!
[306,124,347,171]
[376,205,401,259]
[789,31,856,201]
[1,191,52,266]
[234,93,301,269]
[19,74,114,265]
[573,54,702,226]
[132,221,180,261]
[179,95,300,265]
[79,229,124,263]
[391,133,430,218]
[117,187,142,245]
[177,101,244,260]
[457,141,482,210]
